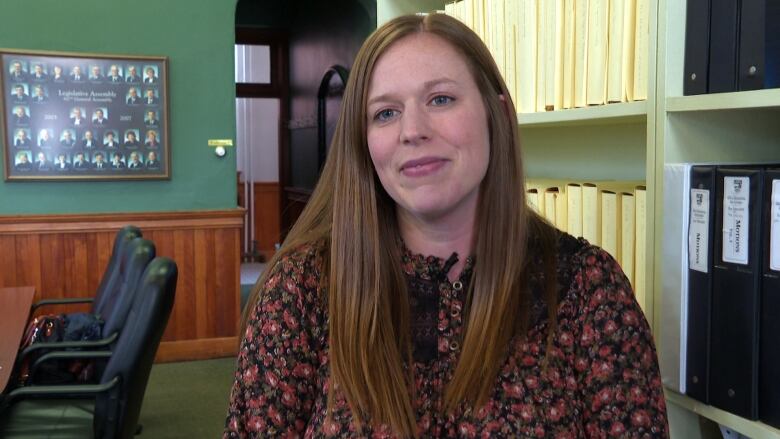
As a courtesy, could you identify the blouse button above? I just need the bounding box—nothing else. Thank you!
[450,308,460,318]
[449,341,460,351]
[452,281,463,291]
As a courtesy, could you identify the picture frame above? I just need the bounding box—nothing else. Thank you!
[1,49,169,181]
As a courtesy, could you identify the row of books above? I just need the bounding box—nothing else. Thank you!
[659,164,780,427]
[442,0,649,113]
[526,179,647,309]
[683,0,780,95]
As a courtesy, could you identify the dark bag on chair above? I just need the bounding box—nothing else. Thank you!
[17,312,104,385]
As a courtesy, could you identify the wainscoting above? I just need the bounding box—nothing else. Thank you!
[0,209,243,362]
[237,181,280,260]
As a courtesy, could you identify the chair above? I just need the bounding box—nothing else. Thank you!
[15,238,156,385]
[0,257,178,439]
[31,225,142,316]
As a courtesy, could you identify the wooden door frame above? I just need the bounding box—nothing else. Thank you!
[235,27,289,246]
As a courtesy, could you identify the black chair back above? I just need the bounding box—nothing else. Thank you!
[93,257,177,439]
[92,226,142,316]
[99,238,155,338]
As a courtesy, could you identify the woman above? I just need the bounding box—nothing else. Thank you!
[225,13,668,438]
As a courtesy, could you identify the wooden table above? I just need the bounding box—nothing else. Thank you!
[0,287,35,393]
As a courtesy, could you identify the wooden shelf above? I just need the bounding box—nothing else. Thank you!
[517,101,647,127]
[666,88,780,113]
[665,390,780,437]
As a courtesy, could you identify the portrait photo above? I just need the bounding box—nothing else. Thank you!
[34,151,52,171]
[14,150,33,170]
[29,62,48,81]
[126,87,141,105]
[60,129,76,147]
[69,65,85,82]
[125,64,141,83]
[103,130,120,148]
[106,64,123,83]
[10,83,29,101]
[126,150,144,169]
[142,65,158,84]
[144,88,159,105]
[54,152,71,170]
[51,64,65,82]
[8,59,27,80]
[80,130,99,148]
[71,151,91,170]
[110,151,126,169]
[92,107,108,125]
[88,64,103,81]
[37,128,53,148]
[30,84,47,103]
[69,106,87,126]
[144,110,158,126]
[92,151,109,169]
[13,128,31,147]
[144,129,160,147]
[11,106,30,124]
[123,129,140,147]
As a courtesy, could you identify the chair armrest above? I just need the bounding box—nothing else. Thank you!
[30,350,113,381]
[17,332,119,362]
[32,297,94,311]
[0,376,119,411]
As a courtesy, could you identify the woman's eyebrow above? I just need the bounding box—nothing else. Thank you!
[367,78,459,107]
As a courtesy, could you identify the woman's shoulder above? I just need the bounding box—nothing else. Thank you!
[257,241,328,306]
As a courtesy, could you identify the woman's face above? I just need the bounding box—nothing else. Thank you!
[366,33,490,223]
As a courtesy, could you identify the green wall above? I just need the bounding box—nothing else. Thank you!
[0,0,237,214]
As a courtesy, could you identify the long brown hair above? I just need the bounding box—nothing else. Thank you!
[242,13,559,437]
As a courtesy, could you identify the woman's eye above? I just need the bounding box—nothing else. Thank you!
[431,95,454,106]
[374,109,398,122]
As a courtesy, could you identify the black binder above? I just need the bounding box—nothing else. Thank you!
[759,169,780,428]
[686,166,716,403]
[710,167,764,419]
[708,0,739,93]
[683,0,711,95]
[737,0,780,90]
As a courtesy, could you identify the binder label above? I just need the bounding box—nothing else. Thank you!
[689,188,710,272]
[723,176,750,265]
[772,179,780,271]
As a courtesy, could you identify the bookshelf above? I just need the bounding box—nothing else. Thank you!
[377,0,780,436]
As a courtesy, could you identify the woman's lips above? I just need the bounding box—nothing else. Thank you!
[400,157,448,177]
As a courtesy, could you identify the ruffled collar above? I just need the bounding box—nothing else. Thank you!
[400,244,475,282]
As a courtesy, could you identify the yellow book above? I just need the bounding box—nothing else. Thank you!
[517,0,537,113]
[586,0,608,106]
[606,0,625,103]
[582,183,601,245]
[633,0,649,100]
[527,188,542,214]
[537,0,550,112]
[553,0,565,110]
[634,185,647,310]
[567,183,583,237]
[600,190,620,260]
[505,0,518,107]
[623,0,637,101]
[562,0,576,109]
[544,186,568,230]
[620,191,636,286]
[573,0,589,107]
[465,0,475,30]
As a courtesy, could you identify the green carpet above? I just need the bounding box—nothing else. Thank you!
[0,357,238,438]
[138,357,236,438]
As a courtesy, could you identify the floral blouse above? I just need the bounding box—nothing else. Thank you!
[224,234,669,438]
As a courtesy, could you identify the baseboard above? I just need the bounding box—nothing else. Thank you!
[155,336,239,363]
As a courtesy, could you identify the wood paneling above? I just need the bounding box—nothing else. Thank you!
[0,209,243,362]
[238,182,280,260]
